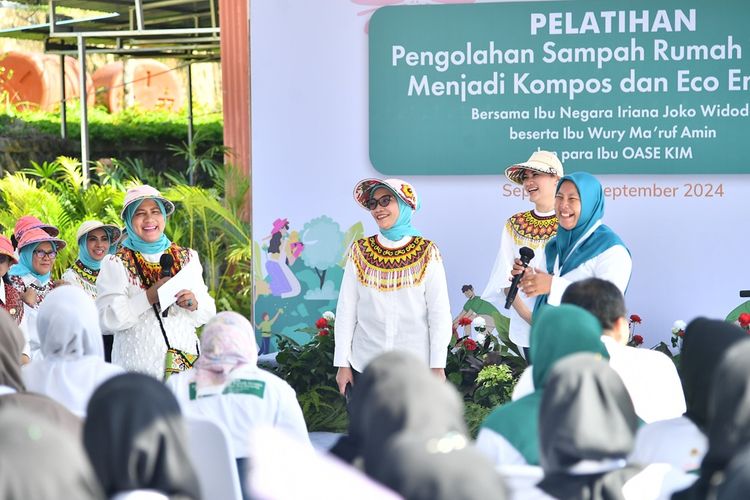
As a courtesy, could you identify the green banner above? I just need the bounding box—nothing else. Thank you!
[369,0,750,175]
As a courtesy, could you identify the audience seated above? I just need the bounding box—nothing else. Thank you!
[0,407,104,499]
[538,353,695,500]
[22,286,123,416]
[561,278,685,423]
[476,304,607,467]
[630,318,746,471]
[0,308,81,436]
[348,350,507,499]
[673,338,750,499]
[84,373,201,500]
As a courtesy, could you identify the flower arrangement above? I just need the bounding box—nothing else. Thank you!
[627,314,644,347]
[671,320,687,349]
[738,313,750,332]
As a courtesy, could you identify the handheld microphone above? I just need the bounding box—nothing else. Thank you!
[504,247,535,310]
[160,253,174,317]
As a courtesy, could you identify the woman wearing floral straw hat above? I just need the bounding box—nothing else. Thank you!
[96,185,216,379]
[333,178,452,395]
[481,150,561,359]
[8,226,67,360]
[61,220,122,361]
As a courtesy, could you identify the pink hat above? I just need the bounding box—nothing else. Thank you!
[16,227,67,252]
[353,178,419,211]
[271,218,289,234]
[0,235,18,264]
[120,185,175,220]
[13,215,60,239]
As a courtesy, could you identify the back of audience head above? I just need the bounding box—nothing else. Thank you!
[560,277,628,343]
[194,311,257,390]
[84,373,201,500]
[680,317,746,429]
[0,407,103,499]
[37,286,104,359]
[350,351,506,499]
[538,353,639,499]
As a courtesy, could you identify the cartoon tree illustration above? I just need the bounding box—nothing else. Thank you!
[300,216,345,289]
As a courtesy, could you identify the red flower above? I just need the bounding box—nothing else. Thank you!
[633,334,643,345]
[462,338,478,351]
[629,314,642,324]
[458,317,473,326]
[317,329,329,336]
[315,318,328,329]
[739,313,750,329]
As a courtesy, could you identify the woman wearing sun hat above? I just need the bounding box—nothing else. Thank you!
[61,220,122,361]
[10,215,60,250]
[481,150,562,359]
[333,178,452,395]
[0,235,31,363]
[8,226,67,360]
[96,185,216,379]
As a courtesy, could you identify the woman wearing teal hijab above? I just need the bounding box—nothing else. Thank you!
[96,185,216,379]
[475,304,609,466]
[333,178,452,397]
[513,172,631,311]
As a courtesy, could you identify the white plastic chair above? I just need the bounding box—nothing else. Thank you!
[185,417,243,500]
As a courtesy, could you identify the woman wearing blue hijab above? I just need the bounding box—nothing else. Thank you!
[96,185,216,379]
[333,178,452,395]
[514,172,631,311]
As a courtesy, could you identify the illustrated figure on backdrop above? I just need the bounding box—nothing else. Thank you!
[257,308,283,355]
[515,171,632,313]
[482,151,561,358]
[96,185,215,379]
[334,178,452,395]
[61,220,122,361]
[264,218,302,298]
[452,284,509,345]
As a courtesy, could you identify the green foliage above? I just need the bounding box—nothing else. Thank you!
[273,316,347,432]
[473,364,516,409]
[0,104,222,147]
[464,402,493,439]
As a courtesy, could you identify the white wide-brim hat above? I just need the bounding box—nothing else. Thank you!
[504,150,564,185]
[76,220,122,243]
[120,185,175,220]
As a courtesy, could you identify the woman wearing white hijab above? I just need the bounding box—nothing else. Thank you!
[22,286,124,416]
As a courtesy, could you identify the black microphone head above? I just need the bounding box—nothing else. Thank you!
[519,246,535,264]
[159,253,174,277]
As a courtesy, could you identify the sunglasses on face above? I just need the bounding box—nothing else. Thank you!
[33,249,57,259]
[366,194,393,211]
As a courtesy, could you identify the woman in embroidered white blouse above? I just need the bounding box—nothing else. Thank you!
[96,185,216,379]
[334,178,452,395]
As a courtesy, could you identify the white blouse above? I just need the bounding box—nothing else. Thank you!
[548,244,632,305]
[334,235,452,371]
[61,268,98,300]
[96,249,216,379]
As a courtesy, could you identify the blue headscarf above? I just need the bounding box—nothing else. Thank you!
[8,242,55,285]
[375,187,422,241]
[534,172,629,311]
[77,230,117,271]
[121,199,172,254]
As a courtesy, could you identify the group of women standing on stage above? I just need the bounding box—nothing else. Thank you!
[1,184,215,379]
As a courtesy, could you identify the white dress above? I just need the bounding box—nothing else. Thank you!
[96,247,216,379]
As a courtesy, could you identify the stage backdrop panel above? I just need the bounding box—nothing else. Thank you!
[251,0,750,352]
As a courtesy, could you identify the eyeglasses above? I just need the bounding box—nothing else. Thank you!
[33,249,57,259]
[366,194,392,211]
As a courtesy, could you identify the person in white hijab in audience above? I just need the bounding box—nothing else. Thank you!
[166,311,310,457]
[22,286,123,416]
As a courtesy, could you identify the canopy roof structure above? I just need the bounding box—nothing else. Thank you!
[0,0,223,184]
[1,0,220,61]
